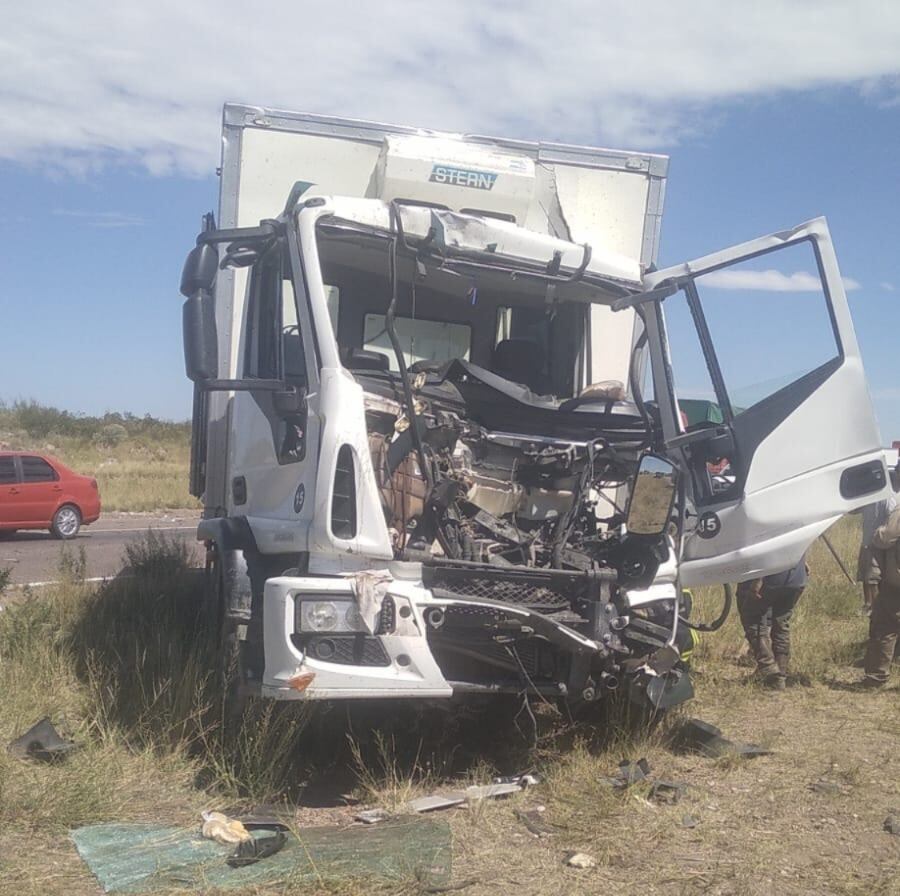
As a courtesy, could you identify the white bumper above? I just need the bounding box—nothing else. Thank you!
[262,575,453,699]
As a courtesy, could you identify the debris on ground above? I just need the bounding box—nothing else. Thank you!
[514,807,557,838]
[565,852,597,869]
[406,777,537,814]
[201,812,252,845]
[884,813,900,835]
[492,773,541,787]
[680,814,700,829]
[671,718,772,759]
[227,831,287,868]
[355,808,391,825]
[649,779,689,804]
[607,758,652,789]
[71,817,452,892]
[407,793,468,813]
[603,759,689,804]
[7,717,77,762]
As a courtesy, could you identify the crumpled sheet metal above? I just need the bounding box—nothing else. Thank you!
[71,818,451,893]
[343,570,392,634]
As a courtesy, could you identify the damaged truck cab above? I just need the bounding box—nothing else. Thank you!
[181,105,888,713]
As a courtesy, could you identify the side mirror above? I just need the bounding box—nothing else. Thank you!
[627,454,678,536]
[180,243,219,297]
[180,243,220,382]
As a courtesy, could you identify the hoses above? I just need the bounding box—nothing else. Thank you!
[679,583,733,632]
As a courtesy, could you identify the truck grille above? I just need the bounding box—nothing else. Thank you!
[424,566,589,613]
[291,634,391,667]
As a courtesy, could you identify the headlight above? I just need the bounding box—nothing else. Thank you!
[303,601,340,632]
[295,597,368,633]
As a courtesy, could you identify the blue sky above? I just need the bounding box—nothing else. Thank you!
[2,4,900,436]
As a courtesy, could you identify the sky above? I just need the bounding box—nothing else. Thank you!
[2,1,900,435]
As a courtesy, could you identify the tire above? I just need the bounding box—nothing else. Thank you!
[205,547,248,729]
[51,505,81,539]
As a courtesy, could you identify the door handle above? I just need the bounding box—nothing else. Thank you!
[9,488,20,494]
[52,485,63,491]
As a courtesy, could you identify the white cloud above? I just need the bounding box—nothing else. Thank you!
[701,269,861,292]
[2,2,900,175]
[52,209,146,228]
[881,281,896,292]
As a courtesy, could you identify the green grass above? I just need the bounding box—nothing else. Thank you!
[0,399,198,512]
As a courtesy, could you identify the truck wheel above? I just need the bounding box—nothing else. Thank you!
[205,546,248,729]
[51,505,81,539]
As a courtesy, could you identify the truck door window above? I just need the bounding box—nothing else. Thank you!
[690,239,839,416]
[244,245,308,388]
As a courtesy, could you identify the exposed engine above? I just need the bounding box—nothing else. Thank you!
[356,358,693,706]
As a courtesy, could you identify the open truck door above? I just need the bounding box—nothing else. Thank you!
[641,217,888,587]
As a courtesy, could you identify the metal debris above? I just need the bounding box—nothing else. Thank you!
[680,814,699,829]
[884,814,900,835]
[566,852,597,869]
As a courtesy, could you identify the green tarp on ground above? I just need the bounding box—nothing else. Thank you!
[71,818,452,893]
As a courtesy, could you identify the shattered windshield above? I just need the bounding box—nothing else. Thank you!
[311,215,621,397]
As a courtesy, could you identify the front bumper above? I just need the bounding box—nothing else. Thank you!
[262,567,688,703]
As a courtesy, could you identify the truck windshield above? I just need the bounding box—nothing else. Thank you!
[314,218,592,397]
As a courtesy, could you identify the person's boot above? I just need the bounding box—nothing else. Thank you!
[764,671,786,691]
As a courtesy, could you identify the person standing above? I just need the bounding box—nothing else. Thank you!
[736,555,808,690]
[858,491,897,613]
[860,505,900,688]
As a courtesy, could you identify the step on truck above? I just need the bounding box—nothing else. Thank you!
[180,103,888,712]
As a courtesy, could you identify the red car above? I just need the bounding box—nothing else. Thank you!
[0,452,101,539]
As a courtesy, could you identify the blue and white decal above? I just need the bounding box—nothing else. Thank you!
[430,164,498,190]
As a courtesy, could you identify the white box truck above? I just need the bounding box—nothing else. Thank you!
[180,103,887,712]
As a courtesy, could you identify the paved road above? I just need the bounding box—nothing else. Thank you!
[1,512,202,586]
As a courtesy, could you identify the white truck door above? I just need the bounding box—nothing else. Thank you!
[641,217,888,587]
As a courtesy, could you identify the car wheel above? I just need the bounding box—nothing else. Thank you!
[51,505,82,539]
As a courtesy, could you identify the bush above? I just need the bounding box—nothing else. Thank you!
[91,423,128,448]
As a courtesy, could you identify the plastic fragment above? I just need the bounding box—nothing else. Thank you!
[227,831,287,868]
[672,718,771,759]
[566,852,597,869]
[7,718,77,763]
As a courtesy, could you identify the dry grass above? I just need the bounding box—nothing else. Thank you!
[0,400,198,512]
[3,516,900,895]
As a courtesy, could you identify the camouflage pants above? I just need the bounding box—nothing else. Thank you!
[737,585,804,680]
[863,585,900,684]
